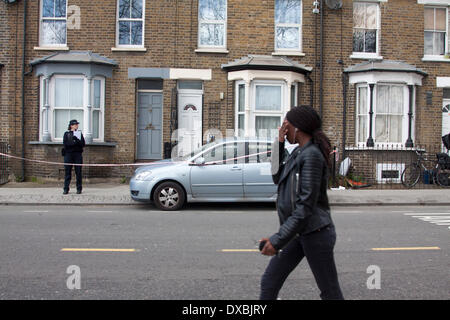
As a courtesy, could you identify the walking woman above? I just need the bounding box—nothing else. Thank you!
[259,105,344,300]
[63,119,85,195]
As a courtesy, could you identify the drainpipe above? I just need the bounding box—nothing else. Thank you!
[307,75,314,108]
[341,72,348,161]
[20,0,28,182]
[319,0,324,119]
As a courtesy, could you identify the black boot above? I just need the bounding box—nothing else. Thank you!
[63,189,69,195]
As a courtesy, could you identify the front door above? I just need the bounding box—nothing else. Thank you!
[178,93,202,157]
[137,92,163,160]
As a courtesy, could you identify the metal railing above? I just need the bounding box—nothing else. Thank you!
[0,142,9,185]
[331,143,450,189]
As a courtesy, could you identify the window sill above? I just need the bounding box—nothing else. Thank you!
[350,54,383,60]
[34,46,70,51]
[111,47,147,52]
[195,48,229,54]
[422,56,450,62]
[272,51,305,57]
[29,141,117,147]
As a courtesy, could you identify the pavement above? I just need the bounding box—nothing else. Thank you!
[0,182,449,206]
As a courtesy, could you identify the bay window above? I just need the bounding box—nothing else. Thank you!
[356,84,409,145]
[235,80,297,138]
[40,75,105,142]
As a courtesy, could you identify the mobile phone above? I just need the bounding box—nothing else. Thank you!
[259,240,267,252]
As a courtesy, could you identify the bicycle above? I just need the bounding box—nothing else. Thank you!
[435,152,450,187]
[401,149,450,188]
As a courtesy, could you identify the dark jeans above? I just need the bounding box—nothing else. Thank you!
[64,152,83,191]
[260,225,344,300]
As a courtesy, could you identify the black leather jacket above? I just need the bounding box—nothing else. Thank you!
[63,131,85,153]
[269,139,333,250]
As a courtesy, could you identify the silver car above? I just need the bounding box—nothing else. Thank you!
[130,137,294,211]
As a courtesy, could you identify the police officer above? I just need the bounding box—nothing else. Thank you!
[63,119,85,194]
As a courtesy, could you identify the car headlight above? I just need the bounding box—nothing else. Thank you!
[134,171,153,181]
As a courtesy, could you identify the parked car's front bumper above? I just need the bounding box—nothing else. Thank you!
[129,178,156,202]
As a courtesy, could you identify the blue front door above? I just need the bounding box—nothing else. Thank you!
[137,93,163,160]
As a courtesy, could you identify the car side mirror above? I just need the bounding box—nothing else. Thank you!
[194,157,206,165]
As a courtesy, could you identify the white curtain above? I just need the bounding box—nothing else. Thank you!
[55,110,83,139]
[375,85,403,143]
[255,86,281,111]
[54,78,84,138]
[358,87,368,143]
[389,86,403,143]
[256,116,281,139]
[55,78,83,107]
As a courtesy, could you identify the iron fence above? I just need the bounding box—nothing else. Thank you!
[331,144,450,189]
[0,142,9,185]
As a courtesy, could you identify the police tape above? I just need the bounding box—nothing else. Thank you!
[0,149,274,167]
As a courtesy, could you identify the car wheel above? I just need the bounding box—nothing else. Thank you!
[153,182,186,211]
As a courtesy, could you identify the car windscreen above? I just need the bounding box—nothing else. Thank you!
[179,141,219,161]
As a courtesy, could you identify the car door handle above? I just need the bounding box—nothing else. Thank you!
[231,166,242,171]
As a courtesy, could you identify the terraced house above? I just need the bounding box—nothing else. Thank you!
[0,0,449,185]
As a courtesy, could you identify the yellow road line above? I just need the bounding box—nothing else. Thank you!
[371,247,440,251]
[220,249,259,253]
[61,248,137,252]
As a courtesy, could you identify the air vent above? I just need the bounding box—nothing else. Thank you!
[376,163,405,184]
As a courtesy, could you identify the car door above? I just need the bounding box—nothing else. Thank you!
[190,142,245,198]
[243,142,277,198]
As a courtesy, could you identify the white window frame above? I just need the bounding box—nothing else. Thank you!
[274,0,303,53]
[40,75,105,143]
[356,84,369,144]
[351,1,382,60]
[115,0,146,49]
[423,6,448,59]
[355,83,412,147]
[39,0,68,47]
[291,82,298,107]
[91,77,106,142]
[235,80,285,137]
[235,81,245,134]
[197,0,228,50]
[252,81,285,136]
